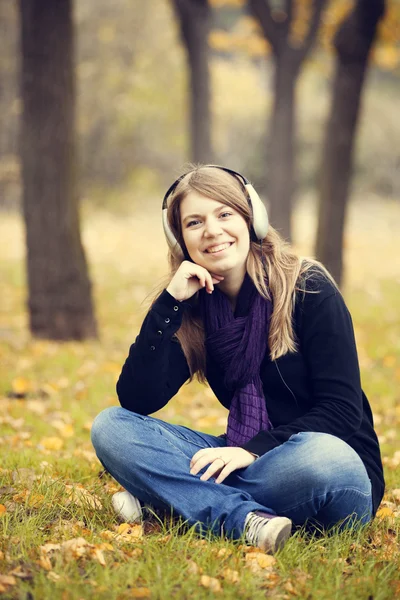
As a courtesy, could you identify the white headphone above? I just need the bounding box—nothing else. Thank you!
[162,165,269,257]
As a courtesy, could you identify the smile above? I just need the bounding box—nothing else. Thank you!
[204,242,233,254]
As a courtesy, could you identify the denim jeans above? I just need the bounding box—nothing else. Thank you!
[91,407,373,539]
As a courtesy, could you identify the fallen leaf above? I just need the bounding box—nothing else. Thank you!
[116,523,143,541]
[216,547,232,558]
[187,560,201,575]
[376,506,395,519]
[245,552,277,574]
[12,468,37,485]
[39,436,64,451]
[91,547,106,566]
[11,377,32,396]
[38,555,52,571]
[47,571,61,582]
[200,575,222,592]
[64,485,102,510]
[221,568,240,583]
[0,575,17,593]
[61,537,89,560]
[130,587,151,598]
[0,504,6,516]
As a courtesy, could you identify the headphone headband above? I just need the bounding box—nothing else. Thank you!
[162,165,269,257]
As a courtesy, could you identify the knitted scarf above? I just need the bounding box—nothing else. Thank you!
[199,274,273,446]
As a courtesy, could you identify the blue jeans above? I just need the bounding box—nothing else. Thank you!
[91,407,373,539]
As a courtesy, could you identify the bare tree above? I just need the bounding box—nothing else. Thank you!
[172,0,213,163]
[19,0,97,340]
[249,0,327,240]
[315,0,385,285]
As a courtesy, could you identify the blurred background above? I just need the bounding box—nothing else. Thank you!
[0,0,399,342]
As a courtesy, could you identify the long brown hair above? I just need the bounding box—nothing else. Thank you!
[161,165,335,382]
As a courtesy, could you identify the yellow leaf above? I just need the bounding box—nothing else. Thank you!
[116,523,143,541]
[130,588,151,598]
[40,437,64,450]
[64,485,102,510]
[60,424,75,438]
[221,568,240,583]
[376,506,395,519]
[186,560,201,575]
[0,575,17,589]
[11,377,32,396]
[0,504,6,516]
[245,552,276,573]
[200,575,222,592]
[38,555,52,571]
[117,522,131,534]
[91,547,106,566]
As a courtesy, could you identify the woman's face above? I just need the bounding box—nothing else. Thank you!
[180,190,250,277]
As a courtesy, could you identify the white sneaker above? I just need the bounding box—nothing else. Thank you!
[112,491,142,523]
[244,511,292,553]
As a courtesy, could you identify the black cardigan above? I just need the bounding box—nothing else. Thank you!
[117,271,385,516]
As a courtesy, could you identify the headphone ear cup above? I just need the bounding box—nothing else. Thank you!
[162,208,185,258]
[245,184,269,240]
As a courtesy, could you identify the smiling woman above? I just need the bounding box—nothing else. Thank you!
[91,165,385,555]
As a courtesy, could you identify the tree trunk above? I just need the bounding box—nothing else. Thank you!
[269,52,298,240]
[173,0,213,163]
[19,0,97,340]
[249,0,327,243]
[315,0,385,285]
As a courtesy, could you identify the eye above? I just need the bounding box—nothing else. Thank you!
[186,219,201,228]
[219,211,232,219]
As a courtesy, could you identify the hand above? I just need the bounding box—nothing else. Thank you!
[166,260,224,302]
[190,447,256,484]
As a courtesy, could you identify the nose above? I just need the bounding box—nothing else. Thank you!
[203,217,223,238]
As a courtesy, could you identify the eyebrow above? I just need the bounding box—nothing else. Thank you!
[182,204,228,223]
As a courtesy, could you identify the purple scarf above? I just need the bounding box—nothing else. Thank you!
[199,274,273,446]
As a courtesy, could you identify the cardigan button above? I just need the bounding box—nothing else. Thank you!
[165,318,170,323]
[150,345,156,351]
[157,330,162,336]
[173,305,179,311]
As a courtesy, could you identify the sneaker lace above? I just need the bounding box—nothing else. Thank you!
[245,513,270,546]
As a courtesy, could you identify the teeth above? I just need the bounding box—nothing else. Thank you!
[206,243,231,254]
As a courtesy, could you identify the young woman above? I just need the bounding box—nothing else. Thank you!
[91,165,384,554]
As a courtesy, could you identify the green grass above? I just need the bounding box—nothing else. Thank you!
[0,201,399,599]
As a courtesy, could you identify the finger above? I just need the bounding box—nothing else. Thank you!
[205,272,214,294]
[190,454,215,475]
[190,448,212,468]
[200,458,225,481]
[215,461,235,484]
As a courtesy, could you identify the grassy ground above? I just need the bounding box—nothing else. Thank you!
[0,197,399,599]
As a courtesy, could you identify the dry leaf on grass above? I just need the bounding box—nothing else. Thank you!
[200,575,222,592]
[64,484,102,510]
[39,436,64,451]
[0,575,17,593]
[245,552,276,574]
[186,560,202,575]
[221,568,240,583]
[116,523,144,541]
[0,504,6,516]
[130,587,151,598]
[376,506,395,519]
[39,537,112,568]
